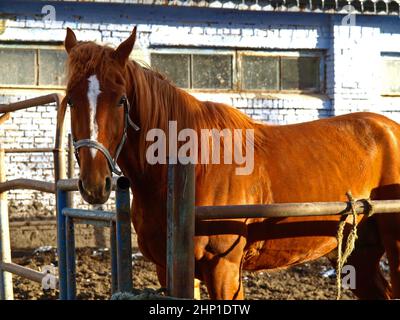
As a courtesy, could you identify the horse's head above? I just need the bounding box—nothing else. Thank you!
[64,27,139,204]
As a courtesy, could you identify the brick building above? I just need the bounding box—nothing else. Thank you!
[1,0,400,217]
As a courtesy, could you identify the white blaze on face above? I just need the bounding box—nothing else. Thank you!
[87,74,101,158]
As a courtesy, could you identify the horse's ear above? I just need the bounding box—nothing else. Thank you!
[65,28,78,54]
[113,27,137,66]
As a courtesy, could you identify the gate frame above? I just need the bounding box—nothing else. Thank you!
[57,177,133,300]
[0,94,66,300]
[0,94,134,300]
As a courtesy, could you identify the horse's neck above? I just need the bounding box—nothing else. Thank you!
[118,137,168,203]
[120,63,263,202]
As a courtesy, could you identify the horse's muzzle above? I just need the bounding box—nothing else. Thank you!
[78,175,112,204]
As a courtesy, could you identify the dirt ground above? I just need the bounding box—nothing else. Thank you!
[9,246,378,300]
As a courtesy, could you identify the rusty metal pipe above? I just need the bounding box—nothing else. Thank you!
[0,179,55,194]
[0,94,60,114]
[0,150,13,300]
[0,262,47,284]
[195,199,400,220]
[3,148,54,154]
[63,208,116,222]
[56,179,79,192]
[53,93,66,183]
[167,162,195,299]
[57,178,119,192]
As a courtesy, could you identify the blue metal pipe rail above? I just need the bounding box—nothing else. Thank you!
[56,176,133,300]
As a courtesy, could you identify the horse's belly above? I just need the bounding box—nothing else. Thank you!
[243,236,337,271]
[243,216,340,270]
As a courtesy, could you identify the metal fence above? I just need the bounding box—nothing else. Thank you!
[0,94,66,300]
[0,94,135,300]
[166,162,400,299]
[57,177,132,300]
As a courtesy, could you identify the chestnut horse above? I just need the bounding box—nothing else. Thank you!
[63,28,400,299]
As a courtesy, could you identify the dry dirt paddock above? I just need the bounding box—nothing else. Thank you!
[10,246,382,300]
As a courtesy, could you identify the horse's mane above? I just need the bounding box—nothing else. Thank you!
[67,42,266,172]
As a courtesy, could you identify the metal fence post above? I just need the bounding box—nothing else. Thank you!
[57,188,68,300]
[0,149,13,300]
[66,133,74,209]
[110,221,118,294]
[115,177,132,293]
[66,216,76,300]
[167,162,195,299]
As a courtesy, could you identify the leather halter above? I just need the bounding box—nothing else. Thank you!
[73,98,140,176]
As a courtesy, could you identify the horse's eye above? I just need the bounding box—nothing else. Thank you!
[67,98,74,108]
[118,96,127,107]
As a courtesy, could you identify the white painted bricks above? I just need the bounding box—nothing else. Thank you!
[1,16,400,216]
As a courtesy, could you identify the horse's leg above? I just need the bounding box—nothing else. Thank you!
[371,185,400,298]
[338,243,392,299]
[376,213,400,298]
[155,264,166,288]
[348,218,392,299]
[200,257,244,300]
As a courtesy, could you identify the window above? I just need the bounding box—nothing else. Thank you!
[192,54,232,89]
[382,54,400,96]
[151,52,233,90]
[151,53,190,88]
[281,56,320,91]
[0,45,67,88]
[241,55,279,90]
[151,50,323,93]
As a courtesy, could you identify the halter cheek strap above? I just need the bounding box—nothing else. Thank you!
[73,99,139,176]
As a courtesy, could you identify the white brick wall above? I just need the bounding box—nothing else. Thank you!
[1,12,400,217]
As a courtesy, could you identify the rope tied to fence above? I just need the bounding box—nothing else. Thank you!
[336,191,359,300]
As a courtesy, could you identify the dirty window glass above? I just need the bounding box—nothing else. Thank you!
[150,50,322,92]
[151,53,190,88]
[281,57,320,91]
[382,58,400,95]
[192,54,233,89]
[39,49,67,86]
[241,55,279,90]
[0,48,36,85]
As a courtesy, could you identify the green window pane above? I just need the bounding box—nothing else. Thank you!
[0,48,36,85]
[39,50,67,86]
[281,57,320,91]
[382,59,400,94]
[151,53,190,88]
[192,54,232,89]
[241,55,279,90]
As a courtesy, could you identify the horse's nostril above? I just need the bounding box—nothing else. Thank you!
[105,176,112,193]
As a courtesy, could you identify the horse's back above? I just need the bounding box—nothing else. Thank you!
[263,111,400,198]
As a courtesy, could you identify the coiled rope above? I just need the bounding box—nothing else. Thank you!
[336,191,359,300]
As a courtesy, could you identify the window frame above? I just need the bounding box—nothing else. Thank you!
[150,48,325,94]
[150,48,236,91]
[0,43,66,90]
[381,53,400,97]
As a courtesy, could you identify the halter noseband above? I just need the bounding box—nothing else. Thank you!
[73,99,140,176]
